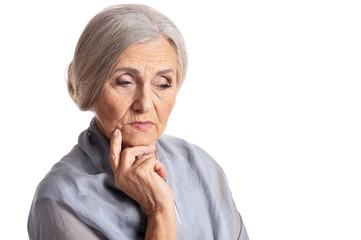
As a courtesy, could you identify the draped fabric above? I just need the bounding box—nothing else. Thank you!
[28,118,249,240]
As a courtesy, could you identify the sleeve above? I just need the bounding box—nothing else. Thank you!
[214,162,250,240]
[28,198,106,240]
[238,214,249,240]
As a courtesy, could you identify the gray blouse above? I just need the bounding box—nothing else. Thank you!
[28,119,249,240]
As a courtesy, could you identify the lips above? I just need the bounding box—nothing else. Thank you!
[129,121,154,131]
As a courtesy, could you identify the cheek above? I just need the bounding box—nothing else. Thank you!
[157,95,176,124]
[95,91,130,131]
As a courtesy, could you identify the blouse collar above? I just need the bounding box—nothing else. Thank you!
[78,117,114,175]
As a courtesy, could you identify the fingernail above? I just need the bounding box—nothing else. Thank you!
[151,146,156,149]
[113,129,119,137]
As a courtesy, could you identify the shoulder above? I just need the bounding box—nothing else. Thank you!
[33,144,97,201]
[28,198,106,240]
[29,144,102,235]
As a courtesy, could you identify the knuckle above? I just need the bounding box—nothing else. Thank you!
[110,153,117,162]
[134,165,147,177]
[121,148,131,158]
[136,160,154,175]
[133,166,143,175]
[144,157,156,166]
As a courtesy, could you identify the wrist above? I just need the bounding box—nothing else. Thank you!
[146,203,175,220]
[144,191,175,216]
[145,204,176,240]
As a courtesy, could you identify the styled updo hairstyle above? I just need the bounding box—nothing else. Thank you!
[67,4,188,111]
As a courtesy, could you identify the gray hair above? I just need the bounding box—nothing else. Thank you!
[67,4,188,111]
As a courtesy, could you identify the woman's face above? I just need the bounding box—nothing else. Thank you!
[93,37,178,147]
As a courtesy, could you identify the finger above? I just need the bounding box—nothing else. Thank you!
[132,154,154,169]
[154,160,167,180]
[132,156,167,180]
[132,155,167,179]
[134,154,152,162]
[110,129,122,171]
[120,146,156,169]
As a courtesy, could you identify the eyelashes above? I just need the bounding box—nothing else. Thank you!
[114,75,173,89]
[115,80,131,86]
[154,76,173,89]
[159,84,172,89]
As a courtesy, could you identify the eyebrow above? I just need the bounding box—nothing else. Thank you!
[113,67,174,76]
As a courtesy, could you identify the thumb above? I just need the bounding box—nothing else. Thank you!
[110,128,122,170]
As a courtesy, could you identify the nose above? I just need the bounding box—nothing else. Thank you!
[132,85,152,113]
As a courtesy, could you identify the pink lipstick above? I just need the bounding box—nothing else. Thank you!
[130,121,154,131]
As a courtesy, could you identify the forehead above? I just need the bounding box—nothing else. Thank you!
[115,37,178,71]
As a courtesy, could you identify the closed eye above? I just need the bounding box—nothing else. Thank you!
[159,84,171,89]
[115,80,132,86]
[114,73,134,87]
[153,76,172,90]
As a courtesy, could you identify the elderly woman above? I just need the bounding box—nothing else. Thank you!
[28,4,248,240]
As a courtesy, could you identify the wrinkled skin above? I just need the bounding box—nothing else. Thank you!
[93,37,178,239]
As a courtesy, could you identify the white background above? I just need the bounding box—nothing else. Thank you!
[1,0,360,239]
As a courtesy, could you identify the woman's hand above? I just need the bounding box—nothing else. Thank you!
[110,129,176,239]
